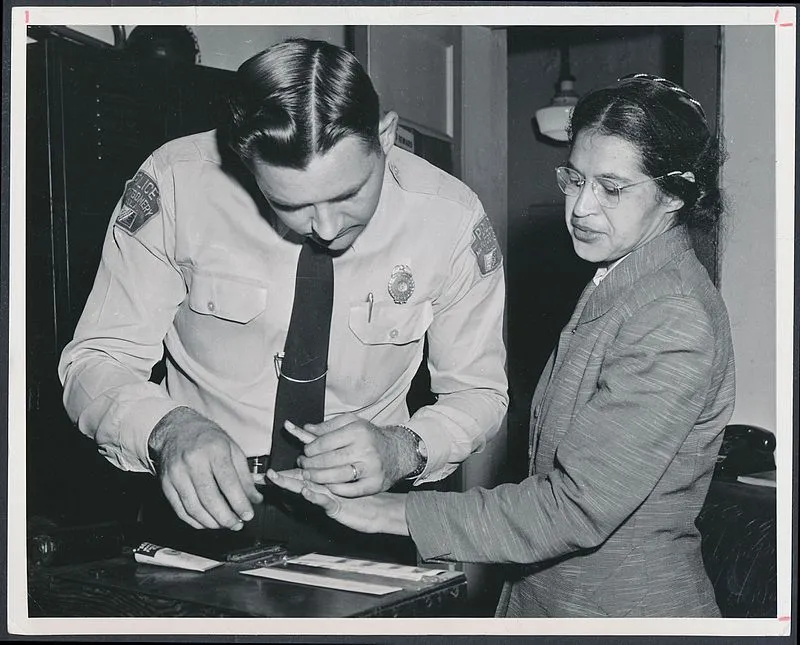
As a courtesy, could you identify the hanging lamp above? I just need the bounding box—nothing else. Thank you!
[534,43,579,142]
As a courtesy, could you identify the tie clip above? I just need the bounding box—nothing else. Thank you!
[273,352,328,383]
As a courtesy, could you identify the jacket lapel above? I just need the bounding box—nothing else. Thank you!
[578,226,694,325]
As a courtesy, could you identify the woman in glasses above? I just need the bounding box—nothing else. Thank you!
[268,74,735,618]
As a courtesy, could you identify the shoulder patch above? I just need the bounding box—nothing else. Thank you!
[471,215,503,276]
[115,170,161,235]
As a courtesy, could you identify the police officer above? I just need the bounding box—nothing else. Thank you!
[58,38,507,549]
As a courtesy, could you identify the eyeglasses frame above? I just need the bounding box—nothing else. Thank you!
[555,166,686,209]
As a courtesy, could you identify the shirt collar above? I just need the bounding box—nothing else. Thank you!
[592,254,630,286]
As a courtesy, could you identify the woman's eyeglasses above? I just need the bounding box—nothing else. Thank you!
[555,166,687,209]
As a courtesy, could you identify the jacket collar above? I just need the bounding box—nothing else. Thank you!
[579,226,693,324]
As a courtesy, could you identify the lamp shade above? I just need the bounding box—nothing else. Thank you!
[535,104,574,142]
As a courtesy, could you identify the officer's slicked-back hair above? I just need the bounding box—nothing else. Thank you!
[220,38,381,169]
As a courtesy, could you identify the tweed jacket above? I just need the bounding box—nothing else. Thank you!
[406,226,736,617]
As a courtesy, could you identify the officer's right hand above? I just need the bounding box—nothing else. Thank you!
[147,406,263,530]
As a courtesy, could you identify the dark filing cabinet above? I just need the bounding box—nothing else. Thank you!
[25,30,236,526]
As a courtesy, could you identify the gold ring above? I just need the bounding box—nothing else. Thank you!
[350,463,359,482]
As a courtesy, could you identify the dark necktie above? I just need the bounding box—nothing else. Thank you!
[269,241,334,471]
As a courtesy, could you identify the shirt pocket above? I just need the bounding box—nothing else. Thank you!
[187,273,268,323]
[349,300,433,346]
[333,300,433,408]
[176,272,269,382]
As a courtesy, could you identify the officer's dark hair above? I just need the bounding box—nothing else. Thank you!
[568,74,727,233]
[220,38,381,170]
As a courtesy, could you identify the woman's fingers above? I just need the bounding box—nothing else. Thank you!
[267,469,341,517]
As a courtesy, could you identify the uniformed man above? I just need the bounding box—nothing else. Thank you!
[58,38,507,551]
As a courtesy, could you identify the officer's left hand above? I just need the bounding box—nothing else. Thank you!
[284,415,415,497]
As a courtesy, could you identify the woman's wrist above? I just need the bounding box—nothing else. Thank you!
[376,493,410,536]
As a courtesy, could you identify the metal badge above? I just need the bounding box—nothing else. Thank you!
[388,265,415,304]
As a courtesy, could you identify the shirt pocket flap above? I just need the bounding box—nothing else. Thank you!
[188,274,268,324]
[349,300,433,345]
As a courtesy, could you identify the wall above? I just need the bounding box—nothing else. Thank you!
[718,26,777,433]
[507,28,668,227]
[66,25,346,69]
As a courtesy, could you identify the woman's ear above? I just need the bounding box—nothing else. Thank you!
[662,193,685,214]
[378,111,399,155]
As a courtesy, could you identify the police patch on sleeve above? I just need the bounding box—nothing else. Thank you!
[471,215,503,276]
[115,170,161,235]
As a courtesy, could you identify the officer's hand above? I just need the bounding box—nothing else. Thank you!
[266,468,410,536]
[284,415,417,497]
[148,407,263,530]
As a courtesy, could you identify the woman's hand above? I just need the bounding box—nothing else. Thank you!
[266,468,410,536]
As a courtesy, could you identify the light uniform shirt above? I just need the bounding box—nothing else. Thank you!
[58,131,508,484]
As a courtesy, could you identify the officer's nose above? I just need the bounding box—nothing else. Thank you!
[311,204,343,242]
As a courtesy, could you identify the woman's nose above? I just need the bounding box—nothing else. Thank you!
[571,181,597,217]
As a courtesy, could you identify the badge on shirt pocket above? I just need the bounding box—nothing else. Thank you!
[388,265,415,304]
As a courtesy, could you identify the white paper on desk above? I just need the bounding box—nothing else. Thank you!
[240,567,402,595]
[286,553,448,582]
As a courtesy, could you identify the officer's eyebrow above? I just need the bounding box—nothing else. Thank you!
[266,176,369,211]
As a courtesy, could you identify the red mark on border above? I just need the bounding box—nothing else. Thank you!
[778,615,791,622]
[774,9,794,27]
[25,10,29,24]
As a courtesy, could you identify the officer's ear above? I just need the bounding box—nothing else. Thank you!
[378,111,399,155]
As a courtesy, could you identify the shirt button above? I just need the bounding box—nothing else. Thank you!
[207,301,215,312]
[389,329,399,339]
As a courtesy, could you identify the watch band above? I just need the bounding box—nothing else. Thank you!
[399,425,427,479]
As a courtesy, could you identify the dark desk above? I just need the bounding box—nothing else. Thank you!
[28,552,467,618]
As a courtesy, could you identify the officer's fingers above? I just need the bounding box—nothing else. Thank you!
[284,420,316,444]
[161,479,206,530]
[213,458,257,527]
[302,422,363,459]
[298,445,354,471]
[177,459,243,530]
[267,469,305,495]
[192,465,249,531]
[325,477,384,498]
[301,463,364,486]
[163,461,223,529]
[302,413,358,437]
[230,447,264,507]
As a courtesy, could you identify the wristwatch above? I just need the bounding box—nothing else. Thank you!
[399,425,428,480]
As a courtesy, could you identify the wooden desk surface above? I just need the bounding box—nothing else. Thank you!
[29,553,467,618]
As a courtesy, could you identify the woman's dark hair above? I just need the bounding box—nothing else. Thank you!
[568,75,726,233]
[219,38,381,169]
